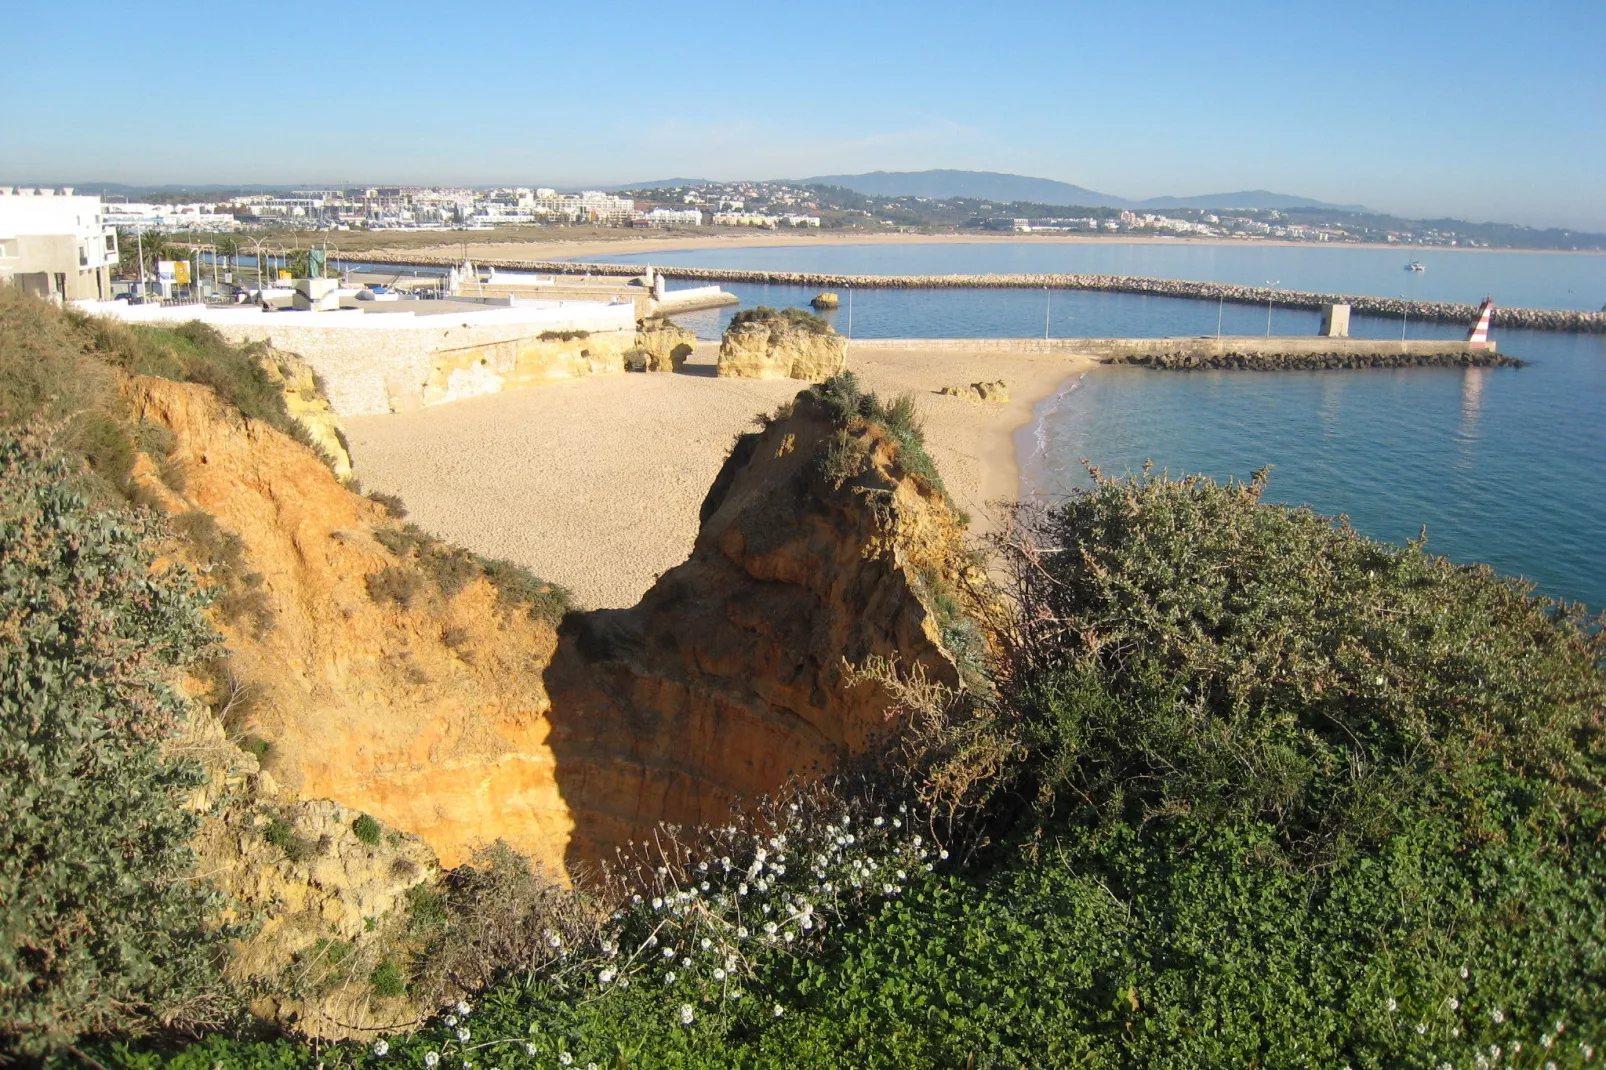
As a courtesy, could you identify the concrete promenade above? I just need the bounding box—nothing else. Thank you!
[355,251,1606,334]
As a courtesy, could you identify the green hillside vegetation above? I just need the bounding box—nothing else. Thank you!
[4,299,1603,1067]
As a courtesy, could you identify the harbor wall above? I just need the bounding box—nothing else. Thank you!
[851,336,1523,369]
[355,252,1606,334]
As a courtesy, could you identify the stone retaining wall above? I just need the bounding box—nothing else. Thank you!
[356,251,1606,335]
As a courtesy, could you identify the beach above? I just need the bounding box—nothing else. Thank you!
[343,343,1090,609]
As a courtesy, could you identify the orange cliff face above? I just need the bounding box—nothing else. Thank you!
[130,375,974,881]
[127,375,573,872]
[543,390,971,869]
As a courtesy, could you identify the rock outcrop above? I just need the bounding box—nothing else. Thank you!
[939,379,1010,402]
[632,319,697,372]
[717,307,848,381]
[543,388,976,864]
[810,292,840,309]
[259,346,354,478]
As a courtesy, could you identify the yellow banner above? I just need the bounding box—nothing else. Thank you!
[174,261,191,285]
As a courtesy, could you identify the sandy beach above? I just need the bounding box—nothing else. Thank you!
[368,229,1412,266]
[344,344,1091,609]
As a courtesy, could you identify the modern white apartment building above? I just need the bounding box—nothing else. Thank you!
[0,187,119,301]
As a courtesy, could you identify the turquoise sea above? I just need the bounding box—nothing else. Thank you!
[580,243,1606,610]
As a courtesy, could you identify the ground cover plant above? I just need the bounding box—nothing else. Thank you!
[0,433,227,1056]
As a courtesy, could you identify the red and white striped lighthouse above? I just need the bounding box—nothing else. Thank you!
[1467,296,1495,348]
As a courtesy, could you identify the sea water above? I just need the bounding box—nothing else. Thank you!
[582,244,1606,609]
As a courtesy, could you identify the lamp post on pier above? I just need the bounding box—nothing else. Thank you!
[1265,281,1280,336]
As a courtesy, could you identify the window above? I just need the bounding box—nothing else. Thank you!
[0,239,16,259]
[80,246,89,267]
[105,234,116,253]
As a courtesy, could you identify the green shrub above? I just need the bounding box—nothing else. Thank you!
[365,566,425,608]
[352,814,382,847]
[0,431,225,1054]
[262,817,315,864]
[537,329,590,342]
[366,490,407,519]
[475,555,572,623]
[728,305,833,336]
[369,960,406,999]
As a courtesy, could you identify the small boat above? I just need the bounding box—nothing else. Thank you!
[1405,261,1425,272]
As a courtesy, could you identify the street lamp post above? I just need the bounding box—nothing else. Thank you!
[1265,281,1280,336]
[1399,294,1409,341]
[1217,295,1224,339]
[1044,285,1051,340]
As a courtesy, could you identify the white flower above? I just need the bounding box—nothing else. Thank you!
[892,818,902,828]
[559,1054,573,1067]
[588,1064,598,1070]
[665,972,676,984]
[784,931,795,943]
[731,988,744,999]
[456,1027,470,1043]
[939,850,949,861]
[598,968,616,985]
[737,926,749,938]
[1386,998,1398,1013]
[763,921,778,935]
[682,957,692,968]
[1583,1044,1596,1060]
[645,934,658,947]
[1557,1020,1567,1034]
[755,848,768,863]
[1460,966,1470,979]
[772,1003,786,1017]
[523,1043,537,1057]
[1543,1034,1554,1048]
[701,938,713,950]
[662,946,676,958]
[873,816,884,827]
[1416,1023,1427,1035]
[652,897,663,909]
[738,883,748,896]
[456,1000,471,1016]
[700,881,711,892]
[618,977,629,988]
[1491,1008,1504,1024]
[720,856,732,869]
[372,1039,389,1057]
[1448,997,1460,1011]
[680,1003,695,1025]
[425,1054,440,1068]
[713,967,726,980]
[698,861,708,872]
[546,932,562,949]
[1490,1046,1501,1060]
[445,1015,458,1027]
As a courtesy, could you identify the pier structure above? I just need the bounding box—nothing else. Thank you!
[353,252,1606,334]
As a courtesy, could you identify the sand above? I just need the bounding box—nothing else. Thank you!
[378,230,1380,265]
[343,344,1092,610]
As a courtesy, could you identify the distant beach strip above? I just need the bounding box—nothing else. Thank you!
[355,252,1606,334]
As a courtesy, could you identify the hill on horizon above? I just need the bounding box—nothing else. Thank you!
[794,169,1370,213]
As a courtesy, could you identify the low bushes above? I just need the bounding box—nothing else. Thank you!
[0,433,227,1056]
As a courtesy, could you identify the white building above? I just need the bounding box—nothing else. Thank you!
[637,207,704,226]
[0,187,119,301]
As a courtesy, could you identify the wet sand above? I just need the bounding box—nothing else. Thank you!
[343,344,1092,609]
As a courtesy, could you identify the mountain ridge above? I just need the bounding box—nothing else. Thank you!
[795,169,1370,212]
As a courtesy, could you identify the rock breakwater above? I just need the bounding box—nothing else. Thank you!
[1105,348,1525,371]
[354,251,1606,335]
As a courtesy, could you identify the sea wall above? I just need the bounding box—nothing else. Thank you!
[356,252,1606,334]
[852,336,1523,369]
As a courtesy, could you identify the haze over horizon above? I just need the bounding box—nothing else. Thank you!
[3,0,1601,232]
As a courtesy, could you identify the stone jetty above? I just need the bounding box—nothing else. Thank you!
[354,252,1606,335]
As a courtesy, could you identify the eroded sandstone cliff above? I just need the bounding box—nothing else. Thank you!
[543,388,975,865]
[717,307,848,381]
[135,369,975,879]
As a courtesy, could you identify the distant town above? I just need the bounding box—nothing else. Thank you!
[6,177,1601,253]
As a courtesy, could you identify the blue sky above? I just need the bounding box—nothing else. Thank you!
[4,0,1602,230]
